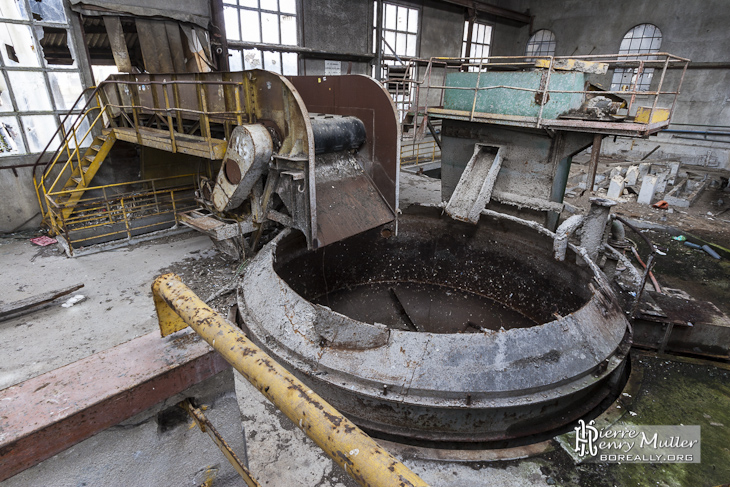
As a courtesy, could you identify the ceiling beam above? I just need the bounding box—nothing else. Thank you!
[438,0,531,24]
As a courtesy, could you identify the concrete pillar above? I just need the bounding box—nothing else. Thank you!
[607,175,625,199]
[625,165,640,186]
[638,175,659,205]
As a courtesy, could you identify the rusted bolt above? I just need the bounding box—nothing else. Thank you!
[466,394,472,406]
[381,228,392,239]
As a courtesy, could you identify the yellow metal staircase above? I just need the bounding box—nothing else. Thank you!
[32,74,237,254]
[52,132,116,219]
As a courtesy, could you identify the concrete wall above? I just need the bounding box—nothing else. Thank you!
[8,0,729,233]
[499,0,730,168]
[300,0,372,75]
[419,0,464,59]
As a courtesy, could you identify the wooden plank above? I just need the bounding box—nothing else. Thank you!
[180,24,212,73]
[0,330,230,481]
[0,284,84,321]
[102,16,132,73]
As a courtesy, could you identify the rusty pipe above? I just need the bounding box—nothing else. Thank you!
[629,245,662,293]
[151,273,429,487]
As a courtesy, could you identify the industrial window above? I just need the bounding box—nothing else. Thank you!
[373,2,419,80]
[611,24,662,92]
[224,0,298,75]
[461,20,492,72]
[525,29,556,59]
[0,0,85,156]
[461,21,492,59]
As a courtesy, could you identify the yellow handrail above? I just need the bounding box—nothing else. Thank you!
[152,273,430,487]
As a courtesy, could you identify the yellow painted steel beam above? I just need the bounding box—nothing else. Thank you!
[151,273,430,487]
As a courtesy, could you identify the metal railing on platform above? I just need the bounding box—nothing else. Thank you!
[32,75,260,253]
[383,52,690,139]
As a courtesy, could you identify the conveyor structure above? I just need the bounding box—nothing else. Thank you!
[33,71,400,255]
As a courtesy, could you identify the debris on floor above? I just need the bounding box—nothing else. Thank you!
[565,157,728,214]
[29,236,57,247]
[0,283,85,321]
[61,294,87,308]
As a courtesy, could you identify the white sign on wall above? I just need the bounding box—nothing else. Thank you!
[324,60,341,76]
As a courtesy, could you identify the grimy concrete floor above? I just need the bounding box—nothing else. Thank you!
[1,171,728,486]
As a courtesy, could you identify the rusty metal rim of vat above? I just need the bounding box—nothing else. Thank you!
[237,205,632,442]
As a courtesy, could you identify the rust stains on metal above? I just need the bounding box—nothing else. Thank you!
[182,399,261,487]
[151,273,429,487]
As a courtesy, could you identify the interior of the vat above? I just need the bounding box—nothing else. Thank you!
[274,206,595,334]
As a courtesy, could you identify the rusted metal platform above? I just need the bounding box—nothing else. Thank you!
[110,127,228,159]
[0,330,229,481]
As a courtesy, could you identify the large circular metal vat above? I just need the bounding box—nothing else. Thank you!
[238,206,631,443]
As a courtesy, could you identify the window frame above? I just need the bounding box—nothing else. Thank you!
[461,19,493,72]
[0,0,86,157]
[224,0,300,76]
[373,1,420,80]
[525,29,556,59]
[611,23,663,92]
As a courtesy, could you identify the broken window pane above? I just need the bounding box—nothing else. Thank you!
[9,71,52,111]
[30,0,66,23]
[281,51,296,75]
[263,50,280,73]
[280,14,296,45]
[48,71,83,110]
[0,0,28,20]
[261,12,279,43]
[224,6,240,41]
[240,9,260,43]
[0,115,25,154]
[40,26,76,67]
[243,48,262,69]
[21,114,59,152]
[0,22,40,66]
[229,49,243,71]
[91,64,119,84]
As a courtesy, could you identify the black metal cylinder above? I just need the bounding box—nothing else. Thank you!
[310,114,366,154]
